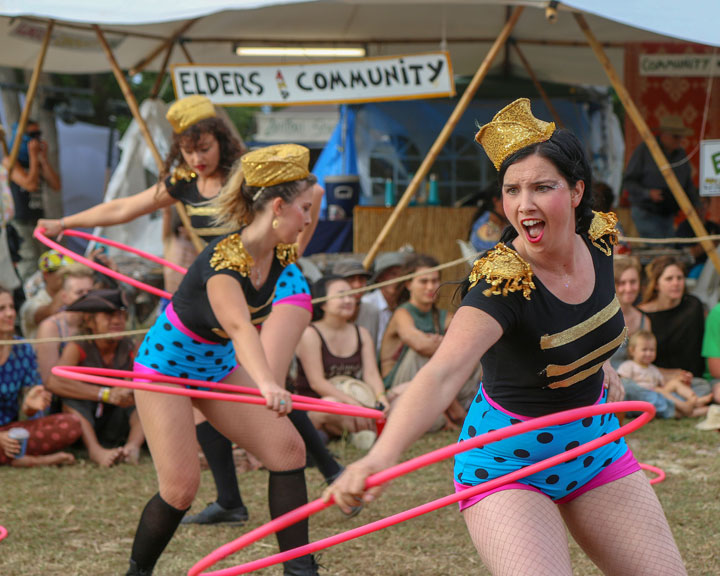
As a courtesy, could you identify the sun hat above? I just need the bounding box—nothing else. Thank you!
[332,259,371,279]
[66,289,128,314]
[658,115,693,137]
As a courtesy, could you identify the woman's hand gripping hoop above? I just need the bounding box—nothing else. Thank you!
[34,227,186,299]
[51,366,384,421]
[188,401,656,576]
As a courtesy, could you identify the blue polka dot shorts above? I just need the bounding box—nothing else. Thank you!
[454,385,631,503]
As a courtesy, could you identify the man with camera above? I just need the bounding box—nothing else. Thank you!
[4,120,61,280]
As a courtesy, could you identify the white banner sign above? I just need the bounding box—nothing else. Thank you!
[700,140,720,197]
[639,54,720,77]
[171,52,454,106]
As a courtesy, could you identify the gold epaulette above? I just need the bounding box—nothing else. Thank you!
[468,243,535,300]
[209,234,253,276]
[169,165,197,186]
[588,210,619,256]
[275,243,298,267]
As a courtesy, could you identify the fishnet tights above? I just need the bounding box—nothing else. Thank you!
[463,471,686,576]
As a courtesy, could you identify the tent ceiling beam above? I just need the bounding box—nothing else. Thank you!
[129,18,199,76]
[20,15,167,41]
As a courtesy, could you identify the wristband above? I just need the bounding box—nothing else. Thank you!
[59,218,66,230]
[98,387,111,403]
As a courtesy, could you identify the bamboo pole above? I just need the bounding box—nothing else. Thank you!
[129,19,198,76]
[512,41,564,128]
[362,6,524,269]
[150,43,175,99]
[574,13,720,275]
[7,21,54,175]
[94,25,206,254]
[179,42,195,64]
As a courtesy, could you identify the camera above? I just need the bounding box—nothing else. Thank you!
[27,130,42,140]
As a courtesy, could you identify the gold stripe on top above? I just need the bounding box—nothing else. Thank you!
[547,360,605,389]
[251,311,271,326]
[247,291,275,314]
[192,226,234,237]
[185,205,218,216]
[545,327,627,377]
[540,297,621,350]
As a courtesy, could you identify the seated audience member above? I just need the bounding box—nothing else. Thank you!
[47,289,144,467]
[356,250,410,353]
[294,275,388,445]
[701,299,720,405]
[611,255,651,369]
[0,285,81,467]
[331,258,371,321]
[380,254,478,431]
[467,185,508,253]
[638,255,711,397]
[19,249,74,338]
[618,330,711,418]
[35,265,94,383]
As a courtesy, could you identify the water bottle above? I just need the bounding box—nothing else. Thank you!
[384,178,395,207]
[427,174,440,206]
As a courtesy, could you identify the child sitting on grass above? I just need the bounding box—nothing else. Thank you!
[618,330,712,418]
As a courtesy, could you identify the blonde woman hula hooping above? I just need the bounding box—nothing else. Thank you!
[126,144,320,576]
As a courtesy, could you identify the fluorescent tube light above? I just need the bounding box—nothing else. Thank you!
[235,46,366,58]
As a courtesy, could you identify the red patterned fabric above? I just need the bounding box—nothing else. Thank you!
[623,43,720,220]
[0,414,82,465]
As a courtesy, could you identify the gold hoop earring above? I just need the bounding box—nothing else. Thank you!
[272,218,279,229]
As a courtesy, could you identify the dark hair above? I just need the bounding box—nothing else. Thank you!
[641,255,687,304]
[311,274,347,321]
[497,128,593,244]
[468,184,503,238]
[160,117,245,185]
[397,254,440,306]
[592,181,615,213]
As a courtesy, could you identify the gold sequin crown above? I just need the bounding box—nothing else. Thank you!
[242,144,310,188]
[475,98,556,171]
[166,95,216,134]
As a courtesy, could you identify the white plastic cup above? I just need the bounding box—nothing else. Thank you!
[8,427,30,458]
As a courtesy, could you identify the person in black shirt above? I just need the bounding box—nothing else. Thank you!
[125,143,320,576]
[327,99,686,576]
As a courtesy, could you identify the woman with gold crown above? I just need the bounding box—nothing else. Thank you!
[123,143,320,576]
[37,96,340,549]
[326,99,686,575]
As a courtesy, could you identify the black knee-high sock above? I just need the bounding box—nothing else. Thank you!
[130,493,188,572]
[268,467,309,552]
[289,410,341,482]
[196,421,244,509]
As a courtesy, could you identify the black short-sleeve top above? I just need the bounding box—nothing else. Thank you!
[165,171,235,244]
[460,212,626,417]
[172,232,297,343]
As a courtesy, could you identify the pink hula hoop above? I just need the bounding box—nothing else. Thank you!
[189,400,655,576]
[0,525,7,542]
[639,462,665,485]
[34,227,179,299]
[51,366,383,420]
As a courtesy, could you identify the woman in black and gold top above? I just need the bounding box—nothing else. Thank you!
[126,144,319,576]
[327,100,686,576]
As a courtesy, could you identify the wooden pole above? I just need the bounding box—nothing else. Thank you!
[150,43,175,99]
[511,42,564,128]
[129,19,198,76]
[179,42,195,64]
[7,20,54,174]
[574,13,720,275]
[94,25,206,254]
[362,6,524,269]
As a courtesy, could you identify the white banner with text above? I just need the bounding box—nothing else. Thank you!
[171,52,455,106]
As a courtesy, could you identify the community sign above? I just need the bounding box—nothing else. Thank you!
[700,140,720,197]
[171,52,454,106]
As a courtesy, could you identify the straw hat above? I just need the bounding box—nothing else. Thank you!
[695,404,720,431]
[658,115,693,136]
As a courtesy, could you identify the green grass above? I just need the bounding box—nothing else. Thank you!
[2,418,719,575]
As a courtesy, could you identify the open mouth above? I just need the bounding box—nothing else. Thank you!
[521,218,545,243]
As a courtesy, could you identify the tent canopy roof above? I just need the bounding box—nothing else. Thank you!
[1,1,717,85]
